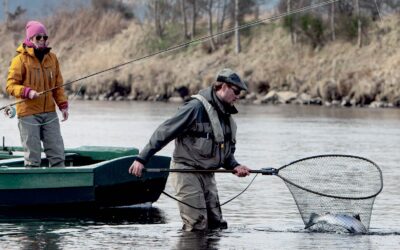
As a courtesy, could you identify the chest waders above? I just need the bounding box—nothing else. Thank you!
[168,95,237,231]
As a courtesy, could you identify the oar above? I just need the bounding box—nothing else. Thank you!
[144,168,278,175]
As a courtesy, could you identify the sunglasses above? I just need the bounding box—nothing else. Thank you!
[35,35,48,41]
[228,85,241,95]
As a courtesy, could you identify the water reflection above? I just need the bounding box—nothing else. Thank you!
[16,222,62,250]
[174,230,221,250]
[0,205,167,225]
[0,206,167,249]
[294,231,372,250]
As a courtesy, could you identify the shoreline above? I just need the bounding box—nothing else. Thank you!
[1,90,396,109]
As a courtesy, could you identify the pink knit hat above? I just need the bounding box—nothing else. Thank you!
[24,21,48,48]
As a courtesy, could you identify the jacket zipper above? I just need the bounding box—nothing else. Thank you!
[39,57,47,112]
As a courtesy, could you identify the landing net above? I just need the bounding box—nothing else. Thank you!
[276,155,383,230]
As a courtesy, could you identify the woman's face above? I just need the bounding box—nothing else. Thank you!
[30,33,48,48]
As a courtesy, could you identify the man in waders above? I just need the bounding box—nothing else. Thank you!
[129,68,251,231]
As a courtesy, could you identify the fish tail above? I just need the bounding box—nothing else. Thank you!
[305,213,318,229]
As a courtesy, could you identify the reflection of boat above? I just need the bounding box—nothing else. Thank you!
[0,145,170,208]
[0,205,167,225]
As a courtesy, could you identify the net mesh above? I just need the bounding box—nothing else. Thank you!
[277,155,383,231]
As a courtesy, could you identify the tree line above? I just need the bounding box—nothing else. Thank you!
[112,0,400,52]
[3,0,400,51]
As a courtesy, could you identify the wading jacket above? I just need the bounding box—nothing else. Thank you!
[6,44,68,117]
[136,87,240,170]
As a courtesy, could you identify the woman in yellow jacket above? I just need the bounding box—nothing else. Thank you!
[6,20,69,167]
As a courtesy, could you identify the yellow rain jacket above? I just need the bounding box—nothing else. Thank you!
[6,44,68,117]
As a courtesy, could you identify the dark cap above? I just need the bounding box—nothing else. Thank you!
[216,68,248,91]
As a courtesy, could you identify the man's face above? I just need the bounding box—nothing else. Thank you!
[218,83,241,104]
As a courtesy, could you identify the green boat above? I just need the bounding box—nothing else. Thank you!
[0,145,170,208]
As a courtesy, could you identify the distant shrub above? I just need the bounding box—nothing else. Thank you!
[282,15,294,32]
[144,23,187,53]
[299,14,324,48]
[337,14,370,41]
[91,0,134,19]
[282,13,325,48]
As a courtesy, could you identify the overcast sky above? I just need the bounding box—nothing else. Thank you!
[0,0,90,21]
[1,0,278,22]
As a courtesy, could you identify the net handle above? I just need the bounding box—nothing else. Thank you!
[145,168,278,175]
[146,154,383,200]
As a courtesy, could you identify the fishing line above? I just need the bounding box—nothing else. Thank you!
[1,0,340,114]
[162,173,259,210]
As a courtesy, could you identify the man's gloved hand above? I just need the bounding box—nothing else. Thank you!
[233,165,251,177]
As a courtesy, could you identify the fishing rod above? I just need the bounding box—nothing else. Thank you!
[1,0,341,115]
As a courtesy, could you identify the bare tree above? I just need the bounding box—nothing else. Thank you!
[287,0,297,44]
[3,0,8,22]
[253,0,261,20]
[146,0,171,38]
[154,0,163,37]
[5,5,26,29]
[180,0,189,39]
[330,0,335,41]
[206,0,216,51]
[234,0,241,54]
[187,0,197,39]
[216,0,228,43]
[355,0,362,47]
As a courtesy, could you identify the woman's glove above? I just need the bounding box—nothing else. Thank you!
[61,109,69,122]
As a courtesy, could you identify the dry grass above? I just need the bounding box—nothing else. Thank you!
[1,9,399,106]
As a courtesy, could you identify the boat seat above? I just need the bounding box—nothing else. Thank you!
[65,153,79,166]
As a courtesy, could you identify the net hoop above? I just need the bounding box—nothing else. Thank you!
[276,154,383,200]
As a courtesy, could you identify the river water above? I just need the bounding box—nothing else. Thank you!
[0,99,399,249]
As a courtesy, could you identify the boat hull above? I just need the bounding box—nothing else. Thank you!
[0,155,170,208]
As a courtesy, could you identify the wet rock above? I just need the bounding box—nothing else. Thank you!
[105,80,131,99]
[98,94,107,101]
[341,98,352,107]
[127,95,136,101]
[309,97,322,105]
[261,90,278,104]
[276,91,298,104]
[315,78,340,102]
[298,93,312,105]
[245,92,257,101]
[253,99,262,105]
[369,101,383,108]
[169,96,184,103]
[331,100,341,106]
[84,94,92,101]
